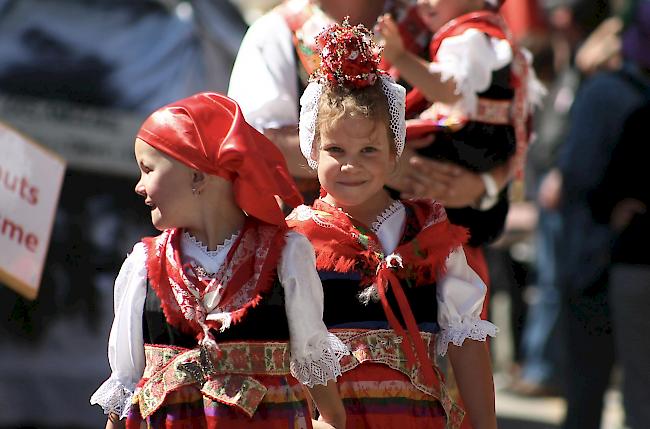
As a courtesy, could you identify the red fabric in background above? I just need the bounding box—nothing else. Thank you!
[499,0,546,40]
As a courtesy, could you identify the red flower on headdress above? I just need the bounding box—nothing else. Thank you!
[313,18,382,89]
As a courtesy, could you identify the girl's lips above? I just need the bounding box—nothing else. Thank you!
[337,181,366,186]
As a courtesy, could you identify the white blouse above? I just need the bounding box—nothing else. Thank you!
[428,28,547,118]
[90,231,348,418]
[370,201,498,356]
[227,10,299,131]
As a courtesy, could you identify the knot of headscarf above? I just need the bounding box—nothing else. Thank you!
[137,92,303,227]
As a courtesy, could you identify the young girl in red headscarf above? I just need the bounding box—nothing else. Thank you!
[90,92,347,429]
[287,21,498,429]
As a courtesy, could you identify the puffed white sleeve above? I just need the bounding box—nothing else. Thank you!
[227,11,300,131]
[428,29,513,116]
[436,246,498,356]
[89,242,147,418]
[278,231,349,387]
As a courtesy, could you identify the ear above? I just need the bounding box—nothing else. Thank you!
[191,170,207,194]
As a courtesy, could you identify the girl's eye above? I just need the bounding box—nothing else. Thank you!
[362,146,379,153]
[140,162,152,173]
[324,146,343,154]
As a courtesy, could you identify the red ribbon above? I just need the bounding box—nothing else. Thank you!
[376,265,438,387]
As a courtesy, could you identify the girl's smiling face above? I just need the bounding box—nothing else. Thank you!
[317,115,396,212]
[134,138,197,231]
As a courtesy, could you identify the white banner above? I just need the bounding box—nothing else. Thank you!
[0,122,66,299]
[0,94,142,178]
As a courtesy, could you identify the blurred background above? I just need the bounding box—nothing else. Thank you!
[0,0,640,428]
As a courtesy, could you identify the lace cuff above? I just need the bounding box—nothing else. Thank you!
[436,319,498,356]
[89,377,134,419]
[290,333,349,388]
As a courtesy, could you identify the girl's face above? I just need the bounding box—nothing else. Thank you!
[416,0,483,32]
[317,115,395,211]
[134,138,197,231]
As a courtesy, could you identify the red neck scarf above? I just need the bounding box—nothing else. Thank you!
[142,217,286,345]
[288,198,468,386]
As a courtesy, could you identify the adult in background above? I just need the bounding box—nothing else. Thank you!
[556,1,650,427]
[511,0,611,397]
[587,2,650,427]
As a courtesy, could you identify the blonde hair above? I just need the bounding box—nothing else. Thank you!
[315,84,395,151]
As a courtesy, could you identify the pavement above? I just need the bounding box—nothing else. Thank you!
[490,291,626,429]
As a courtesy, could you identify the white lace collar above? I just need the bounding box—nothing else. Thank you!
[180,230,240,275]
[370,200,405,234]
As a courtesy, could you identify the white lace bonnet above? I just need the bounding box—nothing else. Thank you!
[298,19,406,169]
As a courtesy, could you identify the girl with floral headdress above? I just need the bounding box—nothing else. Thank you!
[89,92,347,429]
[287,20,498,429]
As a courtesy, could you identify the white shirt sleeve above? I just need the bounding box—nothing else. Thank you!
[436,246,498,356]
[89,242,147,418]
[279,231,349,387]
[428,29,513,116]
[428,29,546,116]
[227,11,300,131]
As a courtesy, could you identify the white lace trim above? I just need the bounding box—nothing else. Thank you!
[299,81,324,169]
[298,74,406,169]
[370,200,405,233]
[436,319,499,356]
[89,377,134,419]
[182,230,240,259]
[379,74,406,158]
[290,332,349,388]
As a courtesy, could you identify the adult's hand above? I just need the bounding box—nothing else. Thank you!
[386,134,434,194]
[401,156,485,208]
[263,126,317,179]
[537,168,562,210]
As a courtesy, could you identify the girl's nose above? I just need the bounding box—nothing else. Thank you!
[134,180,146,197]
[340,155,360,171]
[340,161,356,172]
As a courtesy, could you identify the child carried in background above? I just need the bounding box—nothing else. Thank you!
[287,20,498,429]
[90,92,347,429]
[377,0,546,245]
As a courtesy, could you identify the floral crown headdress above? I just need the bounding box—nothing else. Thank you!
[299,18,406,169]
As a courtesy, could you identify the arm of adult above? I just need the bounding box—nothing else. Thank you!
[263,127,317,178]
[227,11,315,178]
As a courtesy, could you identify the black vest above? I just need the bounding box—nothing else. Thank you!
[142,280,290,347]
[320,272,439,331]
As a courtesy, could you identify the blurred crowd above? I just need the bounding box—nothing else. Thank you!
[0,0,648,428]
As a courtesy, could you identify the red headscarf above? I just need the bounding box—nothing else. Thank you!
[137,92,303,226]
